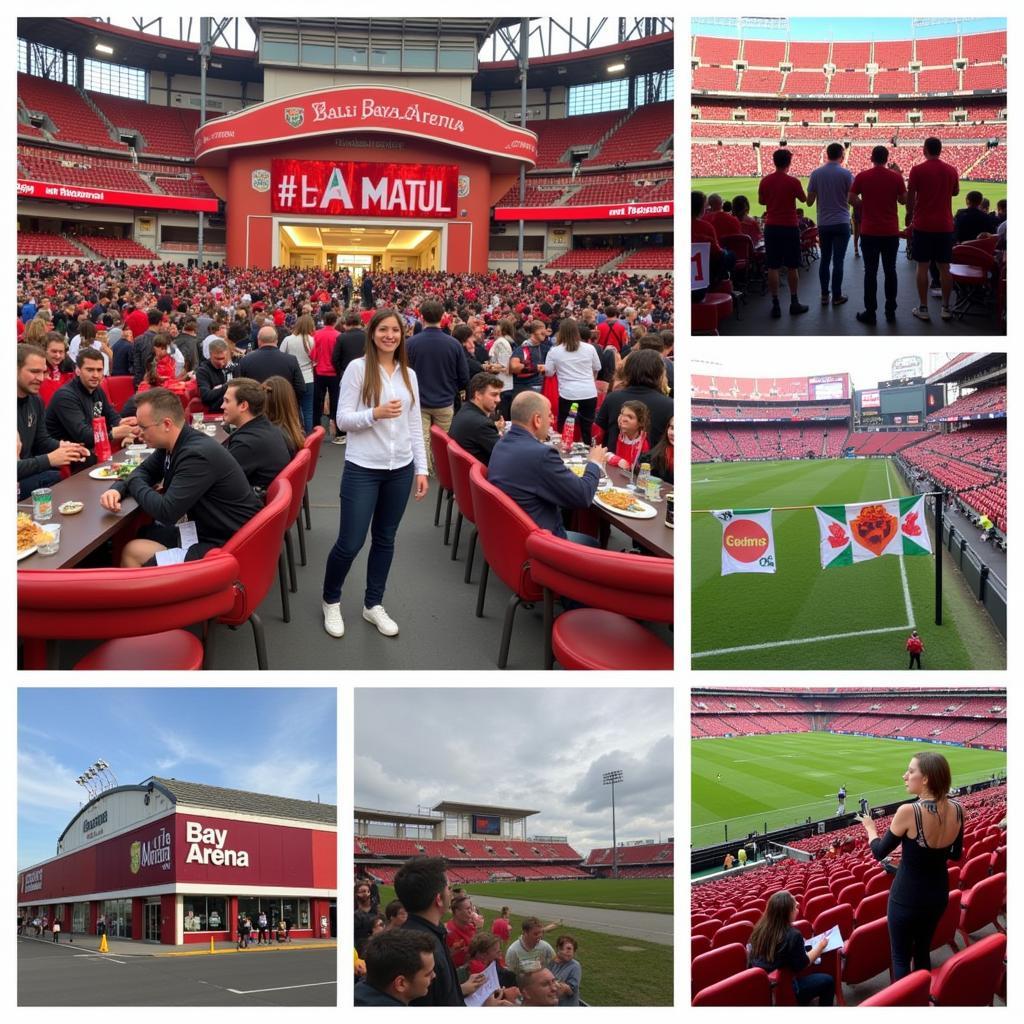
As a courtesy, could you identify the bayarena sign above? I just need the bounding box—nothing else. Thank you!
[193,84,537,271]
[16,776,336,945]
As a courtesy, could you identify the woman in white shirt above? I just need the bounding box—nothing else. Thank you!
[488,316,517,421]
[543,318,602,442]
[280,314,317,433]
[322,308,429,639]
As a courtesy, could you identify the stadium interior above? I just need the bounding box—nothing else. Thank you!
[691,688,1007,1007]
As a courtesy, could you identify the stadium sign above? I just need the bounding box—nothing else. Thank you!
[83,810,108,833]
[130,826,172,874]
[17,179,217,213]
[183,820,249,867]
[271,159,458,217]
[21,868,43,894]
[494,201,673,223]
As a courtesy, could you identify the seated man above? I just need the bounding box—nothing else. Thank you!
[487,391,608,546]
[448,372,504,465]
[196,339,237,413]
[99,388,264,567]
[221,377,293,493]
[44,348,139,467]
[355,929,438,1007]
[17,343,90,499]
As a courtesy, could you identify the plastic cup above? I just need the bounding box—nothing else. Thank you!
[204,423,217,436]
[192,412,205,427]
[37,524,61,555]
[646,476,663,502]
[31,488,53,521]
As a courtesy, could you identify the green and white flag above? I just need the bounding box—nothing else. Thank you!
[815,495,933,569]
[712,509,777,575]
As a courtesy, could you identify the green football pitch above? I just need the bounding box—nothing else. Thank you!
[692,731,1007,850]
[690,457,1006,670]
[375,880,674,1006]
[692,177,1007,221]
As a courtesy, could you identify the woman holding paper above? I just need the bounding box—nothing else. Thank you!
[748,891,835,1005]
[858,751,963,980]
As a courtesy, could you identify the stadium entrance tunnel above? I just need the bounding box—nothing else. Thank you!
[277,221,442,273]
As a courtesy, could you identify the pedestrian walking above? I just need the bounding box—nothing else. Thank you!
[906,629,925,669]
[52,919,61,943]
[257,910,269,945]
[284,916,293,943]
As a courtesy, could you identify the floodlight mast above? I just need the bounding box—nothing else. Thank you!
[603,770,623,878]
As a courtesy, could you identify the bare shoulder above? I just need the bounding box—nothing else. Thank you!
[890,803,914,834]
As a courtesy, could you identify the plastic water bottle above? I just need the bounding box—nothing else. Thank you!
[634,461,651,495]
[560,402,578,453]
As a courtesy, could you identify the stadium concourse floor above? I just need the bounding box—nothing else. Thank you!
[50,437,673,671]
[946,503,1007,582]
[715,245,1005,337]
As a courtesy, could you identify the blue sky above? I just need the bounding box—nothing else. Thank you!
[692,17,1007,41]
[18,688,336,869]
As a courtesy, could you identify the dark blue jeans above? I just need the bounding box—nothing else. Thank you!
[795,972,835,1005]
[818,223,851,296]
[323,460,415,607]
[18,468,62,502]
[860,235,900,314]
[298,385,314,434]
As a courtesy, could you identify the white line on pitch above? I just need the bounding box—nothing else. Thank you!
[693,623,912,657]
[227,981,337,995]
[886,459,916,628]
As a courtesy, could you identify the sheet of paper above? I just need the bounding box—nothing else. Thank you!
[463,960,500,1007]
[154,547,189,567]
[806,923,844,956]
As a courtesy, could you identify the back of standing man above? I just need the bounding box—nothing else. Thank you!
[906,629,924,669]
[759,148,810,318]
[806,143,854,307]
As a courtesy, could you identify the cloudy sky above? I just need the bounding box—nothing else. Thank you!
[354,688,673,855]
[18,688,336,869]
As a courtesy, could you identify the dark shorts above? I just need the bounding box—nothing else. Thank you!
[763,225,801,269]
[911,230,954,264]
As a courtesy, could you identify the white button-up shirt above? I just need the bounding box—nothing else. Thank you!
[337,357,428,475]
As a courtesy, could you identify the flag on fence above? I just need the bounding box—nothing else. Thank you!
[815,495,933,569]
[712,509,777,575]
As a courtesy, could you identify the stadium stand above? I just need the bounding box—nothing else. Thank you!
[584,842,674,878]
[86,92,201,159]
[17,73,127,152]
[545,247,623,270]
[71,234,160,260]
[528,111,624,170]
[16,231,83,258]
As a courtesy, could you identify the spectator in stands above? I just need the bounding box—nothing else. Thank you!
[606,400,651,473]
[45,349,139,466]
[518,965,561,1006]
[737,846,747,866]
[110,325,134,377]
[506,917,556,976]
[222,377,293,493]
[280,314,317,433]
[355,870,381,910]
[449,372,505,465]
[261,375,307,457]
[647,415,674,485]
[543,317,601,441]
[691,191,731,302]
[132,307,164,385]
[196,339,236,414]
[384,900,407,931]
[859,751,963,980]
[954,190,994,244]
[486,317,516,420]
[176,317,200,371]
[702,193,743,241]
[906,629,925,669]
[906,137,960,322]
[239,325,306,409]
[98,388,262,566]
[551,936,581,1006]
[723,852,735,870]
[491,907,512,945]
[354,929,437,1006]
[849,145,907,325]
[732,195,762,245]
[488,391,607,547]
[759,148,809,318]
[202,320,229,361]
[330,309,368,394]
[396,856,488,1005]
[17,344,90,499]
[748,891,834,1005]
[322,309,429,640]
[354,880,378,957]
[509,320,550,398]
[312,311,343,443]
[994,198,1006,227]
[445,895,479,969]
[807,143,854,306]
[595,349,673,449]
[43,333,74,382]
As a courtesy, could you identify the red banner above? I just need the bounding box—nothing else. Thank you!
[17,179,217,213]
[494,201,673,222]
[271,159,459,218]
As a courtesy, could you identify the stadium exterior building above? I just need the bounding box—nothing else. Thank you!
[17,777,337,945]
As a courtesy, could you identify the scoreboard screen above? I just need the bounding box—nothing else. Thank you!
[860,389,880,410]
[812,380,845,401]
[472,814,501,835]
[880,385,925,415]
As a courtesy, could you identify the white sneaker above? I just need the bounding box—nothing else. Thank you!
[331,435,346,445]
[940,306,954,321]
[363,605,399,636]
[930,287,943,298]
[322,601,345,637]
[912,306,931,321]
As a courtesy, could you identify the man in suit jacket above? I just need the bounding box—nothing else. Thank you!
[239,325,306,407]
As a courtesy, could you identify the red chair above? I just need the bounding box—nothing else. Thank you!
[835,882,864,908]
[524,530,673,670]
[989,845,1006,875]
[18,552,240,670]
[930,889,962,957]
[719,233,753,291]
[839,916,892,1003]
[958,852,992,891]
[301,425,326,534]
[800,226,820,267]
[802,893,833,924]
[271,448,311,622]
[692,942,747,999]
[813,902,854,942]
[692,919,723,942]
[854,890,888,926]
[860,970,931,1006]
[207,478,292,670]
[691,933,712,962]
[468,461,541,669]
[864,871,893,895]
[727,911,760,927]
[948,865,961,889]
[957,872,1006,946]
[949,244,994,318]
[930,932,1006,1005]
[39,377,68,406]
[429,425,456,544]
[711,920,753,950]
[100,374,137,412]
[446,438,483,582]
[692,968,771,1007]
[792,919,812,940]
[692,292,732,334]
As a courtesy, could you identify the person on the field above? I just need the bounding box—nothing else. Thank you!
[505,917,555,975]
[758,148,809,318]
[806,143,854,307]
[906,629,925,669]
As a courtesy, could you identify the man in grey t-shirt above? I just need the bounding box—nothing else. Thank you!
[807,143,854,306]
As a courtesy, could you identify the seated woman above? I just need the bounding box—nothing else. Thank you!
[732,195,762,245]
[262,375,306,455]
[748,891,834,1005]
[647,415,674,485]
[137,335,192,398]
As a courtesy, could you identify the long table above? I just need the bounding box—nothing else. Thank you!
[592,462,674,559]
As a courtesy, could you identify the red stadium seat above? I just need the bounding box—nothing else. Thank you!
[691,942,747,999]
[692,919,724,942]
[446,437,482,583]
[100,375,137,412]
[853,890,888,926]
[860,970,931,1007]
[836,882,864,907]
[957,872,1006,946]
[989,845,1006,875]
[691,933,712,961]
[958,852,992,891]
[813,903,854,942]
[840,916,892,1001]
[864,871,894,896]
[429,425,456,543]
[802,893,833,924]
[692,967,771,1007]
[711,920,754,950]
[930,889,962,957]
[930,932,1006,1006]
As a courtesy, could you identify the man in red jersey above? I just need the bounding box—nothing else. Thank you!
[703,193,743,240]
[906,137,960,322]
[758,148,809,318]
[906,629,925,669]
[849,145,907,326]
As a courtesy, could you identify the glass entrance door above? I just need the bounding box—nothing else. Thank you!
[145,901,161,942]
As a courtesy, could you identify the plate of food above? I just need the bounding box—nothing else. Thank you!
[17,513,48,559]
[59,500,85,515]
[89,462,135,480]
[593,488,657,519]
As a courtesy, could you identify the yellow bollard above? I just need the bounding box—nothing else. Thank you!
[98,933,108,953]
[210,935,216,954]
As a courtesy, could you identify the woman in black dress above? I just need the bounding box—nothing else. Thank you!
[858,751,963,980]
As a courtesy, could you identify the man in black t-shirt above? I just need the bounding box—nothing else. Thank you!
[222,377,292,492]
[449,373,504,465]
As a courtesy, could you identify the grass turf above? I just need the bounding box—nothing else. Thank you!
[461,878,673,915]
[691,731,1007,850]
[374,882,673,1006]
[690,457,1006,670]
[692,176,1007,221]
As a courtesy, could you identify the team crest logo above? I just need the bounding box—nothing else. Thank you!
[457,175,470,199]
[850,503,897,557]
[284,106,304,128]
[251,169,271,193]
[130,841,141,875]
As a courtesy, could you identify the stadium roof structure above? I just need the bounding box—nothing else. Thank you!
[354,807,443,826]
[143,776,337,824]
[927,352,1006,385]
[432,801,540,817]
